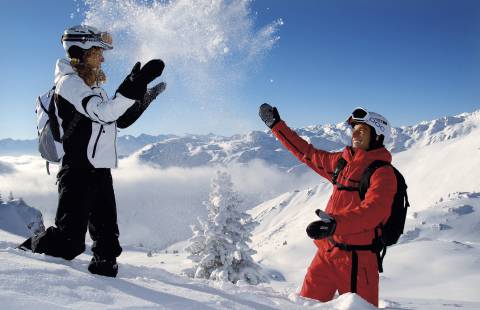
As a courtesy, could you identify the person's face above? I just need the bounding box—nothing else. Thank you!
[351,123,371,151]
[84,47,104,70]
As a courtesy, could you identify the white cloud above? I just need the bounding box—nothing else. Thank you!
[0,155,318,249]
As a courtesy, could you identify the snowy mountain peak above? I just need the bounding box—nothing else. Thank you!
[389,109,480,152]
[135,108,480,169]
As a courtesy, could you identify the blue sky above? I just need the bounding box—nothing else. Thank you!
[0,0,479,139]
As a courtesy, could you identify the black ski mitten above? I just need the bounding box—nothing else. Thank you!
[116,82,167,129]
[116,61,141,99]
[141,82,167,108]
[306,209,336,240]
[259,103,281,128]
[117,59,165,100]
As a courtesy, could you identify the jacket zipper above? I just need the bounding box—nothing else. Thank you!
[92,124,103,158]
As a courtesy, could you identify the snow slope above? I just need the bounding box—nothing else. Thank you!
[0,198,44,237]
[2,227,478,310]
[0,229,379,310]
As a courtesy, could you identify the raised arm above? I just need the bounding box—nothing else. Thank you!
[117,82,166,129]
[57,75,135,124]
[259,103,341,181]
[57,60,165,124]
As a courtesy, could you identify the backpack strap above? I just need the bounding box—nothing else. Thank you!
[358,160,390,200]
[38,97,49,114]
[332,157,362,191]
[332,157,347,185]
[47,88,62,143]
[373,225,386,273]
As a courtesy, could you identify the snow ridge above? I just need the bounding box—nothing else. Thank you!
[2,109,479,168]
[136,109,480,169]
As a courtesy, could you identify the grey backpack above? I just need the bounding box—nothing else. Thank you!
[35,86,81,173]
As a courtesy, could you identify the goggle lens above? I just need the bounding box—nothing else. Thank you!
[352,108,367,119]
[100,32,112,45]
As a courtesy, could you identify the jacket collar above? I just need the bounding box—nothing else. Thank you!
[342,146,392,165]
[54,58,76,84]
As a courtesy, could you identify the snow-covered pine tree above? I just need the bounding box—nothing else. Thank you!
[8,191,14,201]
[0,193,3,204]
[184,221,206,264]
[184,171,267,285]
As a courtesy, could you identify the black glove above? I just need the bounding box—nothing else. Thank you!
[117,59,165,100]
[141,82,167,108]
[134,59,165,86]
[117,82,167,129]
[306,209,336,240]
[259,103,281,128]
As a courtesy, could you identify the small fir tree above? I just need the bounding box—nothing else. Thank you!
[8,191,14,201]
[184,222,206,264]
[184,171,266,285]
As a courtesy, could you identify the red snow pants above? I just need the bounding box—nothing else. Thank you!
[300,249,379,307]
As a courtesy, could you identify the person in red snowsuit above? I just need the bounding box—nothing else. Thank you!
[259,104,397,307]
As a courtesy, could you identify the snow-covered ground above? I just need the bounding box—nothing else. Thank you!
[1,229,478,309]
[1,111,480,309]
[0,229,382,310]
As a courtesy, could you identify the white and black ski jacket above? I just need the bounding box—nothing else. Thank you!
[53,58,135,169]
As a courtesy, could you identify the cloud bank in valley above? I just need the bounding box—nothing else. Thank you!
[0,156,319,248]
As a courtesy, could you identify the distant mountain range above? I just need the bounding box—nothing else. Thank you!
[2,109,479,171]
[0,134,175,157]
[0,139,37,156]
[135,109,480,169]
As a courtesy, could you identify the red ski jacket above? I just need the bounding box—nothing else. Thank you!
[272,121,397,257]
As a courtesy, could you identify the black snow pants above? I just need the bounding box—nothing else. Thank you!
[30,166,122,260]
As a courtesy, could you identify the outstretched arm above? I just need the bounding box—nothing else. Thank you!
[57,60,165,124]
[259,103,341,181]
[58,75,135,124]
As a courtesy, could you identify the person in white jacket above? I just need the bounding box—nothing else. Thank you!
[19,25,165,277]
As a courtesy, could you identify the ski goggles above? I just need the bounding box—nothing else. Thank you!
[62,31,113,50]
[347,107,390,138]
[347,107,369,126]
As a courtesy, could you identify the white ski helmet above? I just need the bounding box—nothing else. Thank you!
[347,107,391,143]
[61,25,113,57]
